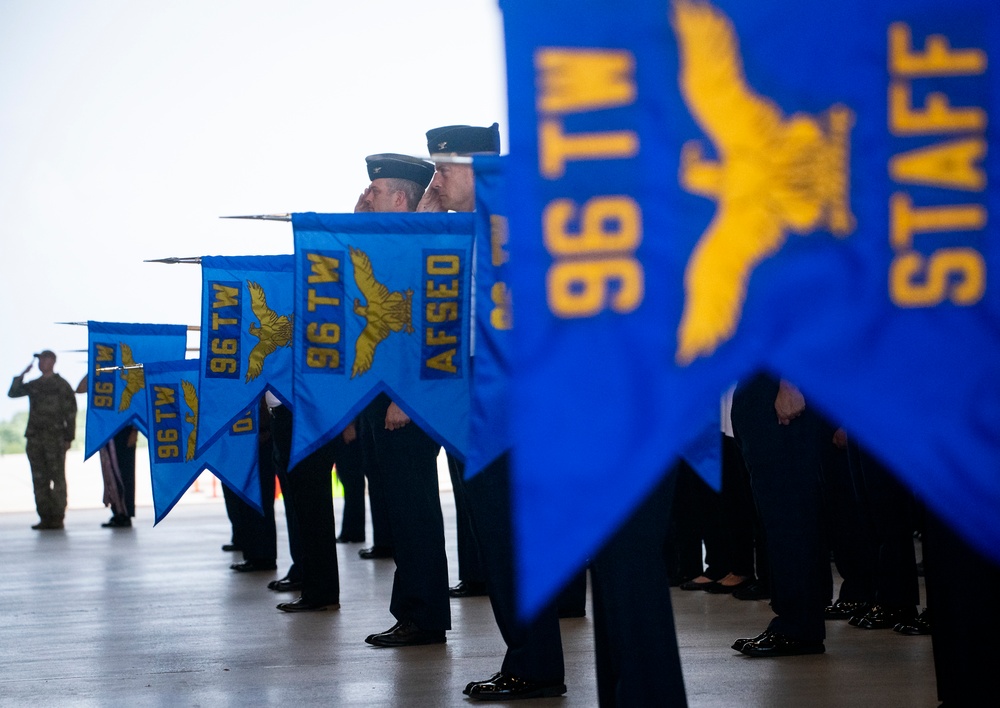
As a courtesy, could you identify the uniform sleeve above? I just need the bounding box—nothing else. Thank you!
[8,375,27,398]
[61,381,78,443]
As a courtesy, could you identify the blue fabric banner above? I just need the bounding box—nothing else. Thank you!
[144,359,261,524]
[501,0,999,616]
[85,321,188,459]
[290,212,475,468]
[470,156,721,484]
[467,156,513,476]
[197,255,294,455]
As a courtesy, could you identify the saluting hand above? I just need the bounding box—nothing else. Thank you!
[20,362,33,377]
[342,421,357,444]
[354,188,374,213]
[415,188,444,212]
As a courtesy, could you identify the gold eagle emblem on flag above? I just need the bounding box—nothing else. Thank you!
[672,0,855,365]
[349,246,414,378]
[118,343,145,412]
[246,281,294,383]
[181,379,199,461]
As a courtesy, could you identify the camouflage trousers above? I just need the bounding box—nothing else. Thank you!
[25,437,68,522]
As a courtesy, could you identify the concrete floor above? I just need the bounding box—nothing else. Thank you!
[0,493,940,707]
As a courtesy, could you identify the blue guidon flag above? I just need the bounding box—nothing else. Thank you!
[85,321,188,459]
[144,359,261,524]
[470,156,721,485]
[290,212,475,468]
[501,0,999,616]
[467,156,513,476]
[197,255,294,455]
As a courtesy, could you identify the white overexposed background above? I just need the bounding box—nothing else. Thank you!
[1,0,507,422]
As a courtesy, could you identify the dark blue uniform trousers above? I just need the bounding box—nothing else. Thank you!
[731,373,829,643]
[271,405,340,604]
[591,467,687,707]
[461,453,564,682]
[363,393,450,631]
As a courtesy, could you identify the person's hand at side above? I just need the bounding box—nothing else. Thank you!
[775,379,805,425]
[385,401,410,430]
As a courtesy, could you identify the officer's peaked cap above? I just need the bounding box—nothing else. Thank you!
[365,153,435,189]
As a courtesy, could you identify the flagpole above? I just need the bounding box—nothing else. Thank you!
[218,214,291,222]
[57,321,201,332]
[425,155,474,164]
[65,347,199,353]
[143,257,202,264]
[95,364,144,373]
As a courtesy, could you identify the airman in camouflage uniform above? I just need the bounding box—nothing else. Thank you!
[8,350,77,530]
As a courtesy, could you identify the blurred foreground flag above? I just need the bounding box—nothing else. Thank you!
[501,0,999,616]
[144,359,260,524]
[290,213,474,468]
[85,321,187,459]
[470,156,720,484]
[197,255,294,455]
[468,156,513,476]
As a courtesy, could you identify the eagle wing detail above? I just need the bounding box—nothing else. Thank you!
[246,338,278,382]
[350,247,391,304]
[676,201,781,364]
[181,379,199,461]
[248,281,280,329]
[352,320,391,378]
[672,0,782,153]
[118,343,145,412]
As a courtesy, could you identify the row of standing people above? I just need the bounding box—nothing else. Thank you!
[13,130,995,706]
[673,380,926,634]
[667,372,996,706]
[220,123,685,705]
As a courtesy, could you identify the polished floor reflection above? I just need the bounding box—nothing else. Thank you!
[0,500,938,707]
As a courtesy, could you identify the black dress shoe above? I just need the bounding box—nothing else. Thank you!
[894,607,931,635]
[337,535,365,544]
[267,570,301,589]
[365,620,445,647]
[365,622,399,644]
[231,560,277,572]
[276,597,340,612]
[268,578,303,592]
[824,600,869,620]
[464,672,503,696]
[449,580,489,598]
[732,580,771,601]
[468,673,567,701]
[221,543,241,552]
[101,514,132,528]
[854,605,917,630]
[732,629,773,652]
[358,545,393,560]
[740,631,825,657]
